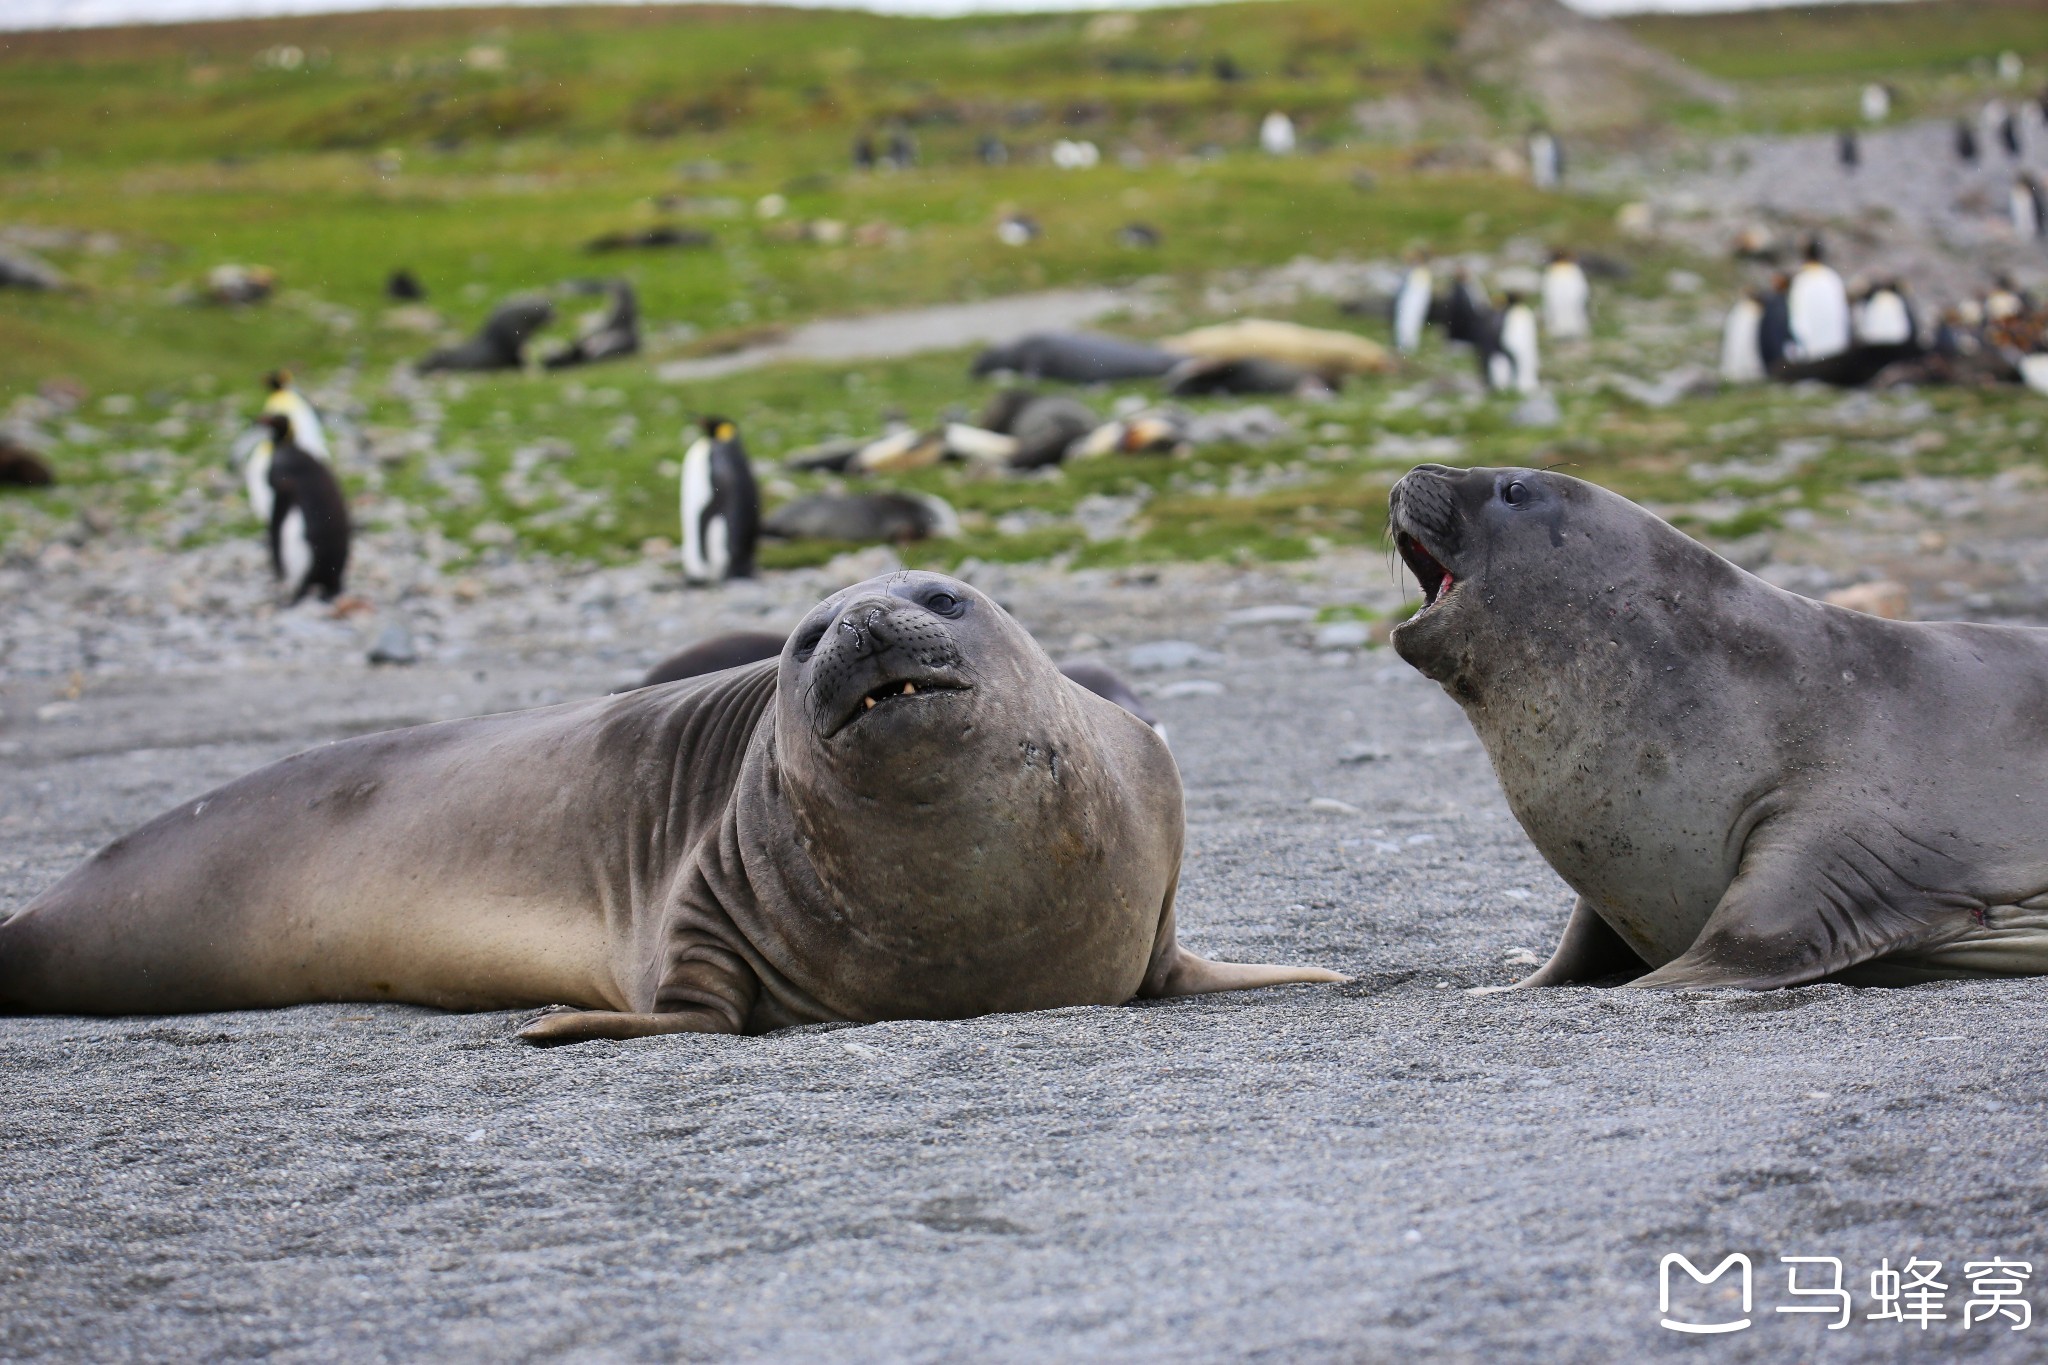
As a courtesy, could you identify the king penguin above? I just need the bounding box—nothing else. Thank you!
[242,370,329,524]
[1787,238,1851,362]
[1719,288,1767,383]
[262,413,350,606]
[1528,128,1562,190]
[2014,173,2045,241]
[1540,249,1591,340]
[1482,294,1540,394]
[1444,266,1489,347]
[1855,280,1915,346]
[1393,254,1433,355]
[679,415,762,586]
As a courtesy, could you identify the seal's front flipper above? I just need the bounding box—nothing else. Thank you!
[1148,950,1348,998]
[517,1007,734,1046]
[1482,896,1649,993]
[1630,824,1974,991]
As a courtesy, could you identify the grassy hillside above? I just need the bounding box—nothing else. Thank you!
[4,0,2042,581]
[0,2,1456,167]
[1625,0,2048,83]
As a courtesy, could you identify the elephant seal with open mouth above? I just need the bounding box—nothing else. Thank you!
[1388,463,2048,990]
[1,571,1341,1042]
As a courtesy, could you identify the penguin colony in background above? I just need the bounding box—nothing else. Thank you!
[679,416,762,585]
[1394,251,1589,395]
[1710,214,2048,389]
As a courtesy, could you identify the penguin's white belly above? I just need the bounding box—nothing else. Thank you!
[1788,275,1850,360]
[679,440,715,583]
[245,443,274,525]
[1394,278,1430,352]
[704,516,730,580]
[1720,304,1764,381]
[1501,315,1540,392]
[280,507,313,593]
[1541,272,1589,340]
[1858,296,1912,345]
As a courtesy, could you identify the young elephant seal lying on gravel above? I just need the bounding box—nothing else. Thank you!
[1,571,1341,1042]
[1389,463,2048,991]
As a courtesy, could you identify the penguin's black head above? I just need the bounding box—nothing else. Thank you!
[700,416,738,442]
[1803,236,1825,264]
[265,370,290,392]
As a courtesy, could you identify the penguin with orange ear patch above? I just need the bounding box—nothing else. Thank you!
[679,416,760,585]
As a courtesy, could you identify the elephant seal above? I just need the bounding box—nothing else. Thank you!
[1389,463,2048,990]
[2,572,1340,1041]
[634,631,1164,735]
[970,332,1180,384]
[762,491,957,544]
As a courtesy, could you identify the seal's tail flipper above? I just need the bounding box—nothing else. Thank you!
[1629,822,1979,991]
[1149,950,1348,998]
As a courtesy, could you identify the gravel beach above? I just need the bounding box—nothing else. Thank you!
[5,540,2047,1362]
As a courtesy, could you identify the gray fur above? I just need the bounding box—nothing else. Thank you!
[1389,463,2048,991]
[0,572,1339,1042]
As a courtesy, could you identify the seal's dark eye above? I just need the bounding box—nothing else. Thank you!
[793,626,826,661]
[1503,480,1531,507]
[924,590,964,617]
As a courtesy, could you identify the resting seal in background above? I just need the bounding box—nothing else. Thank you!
[970,332,1180,384]
[1,572,1339,1042]
[1389,464,2048,991]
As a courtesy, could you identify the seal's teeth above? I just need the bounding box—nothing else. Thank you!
[902,682,917,695]
[863,696,877,711]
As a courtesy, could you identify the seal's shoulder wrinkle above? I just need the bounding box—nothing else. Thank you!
[592,662,777,800]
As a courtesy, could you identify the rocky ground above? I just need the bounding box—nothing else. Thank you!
[9,113,2048,1360]
[5,555,2048,1361]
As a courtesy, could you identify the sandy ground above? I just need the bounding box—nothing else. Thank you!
[5,552,2048,1362]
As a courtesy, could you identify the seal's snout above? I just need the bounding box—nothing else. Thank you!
[1389,467,1463,616]
[1389,466,1461,544]
[807,593,971,738]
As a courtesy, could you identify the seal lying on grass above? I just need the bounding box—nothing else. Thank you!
[1389,463,2048,990]
[1,572,1341,1043]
